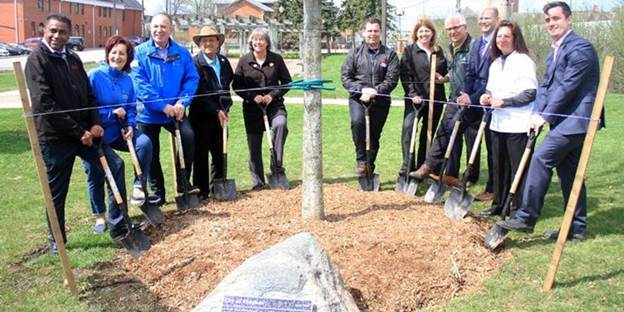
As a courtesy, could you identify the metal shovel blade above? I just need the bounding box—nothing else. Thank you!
[213,178,238,201]
[424,182,446,204]
[396,175,418,195]
[267,172,289,190]
[139,203,165,226]
[116,228,151,259]
[484,224,509,250]
[444,187,474,220]
[358,173,380,192]
[175,193,200,210]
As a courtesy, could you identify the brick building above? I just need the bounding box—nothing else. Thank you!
[0,0,143,48]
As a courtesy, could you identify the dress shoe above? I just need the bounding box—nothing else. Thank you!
[355,163,368,176]
[478,207,502,217]
[251,183,266,191]
[544,230,587,241]
[475,191,494,202]
[496,218,534,233]
[408,164,432,180]
[430,174,460,187]
[177,185,200,195]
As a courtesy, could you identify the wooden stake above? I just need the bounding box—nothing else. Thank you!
[426,54,437,155]
[543,56,614,291]
[13,62,78,296]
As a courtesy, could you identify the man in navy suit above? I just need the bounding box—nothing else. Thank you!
[497,1,601,241]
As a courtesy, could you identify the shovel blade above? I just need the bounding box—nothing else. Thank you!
[115,228,151,259]
[175,193,200,210]
[424,182,446,204]
[213,179,238,201]
[267,172,289,190]
[139,203,165,225]
[396,175,418,195]
[484,224,509,250]
[444,187,474,220]
[358,174,380,192]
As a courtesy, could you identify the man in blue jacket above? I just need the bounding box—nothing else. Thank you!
[497,1,601,241]
[132,12,200,205]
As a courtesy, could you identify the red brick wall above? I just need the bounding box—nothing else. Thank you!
[224,2,264,18]
[0,0,142,47]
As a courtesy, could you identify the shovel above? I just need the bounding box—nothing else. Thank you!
[172,119,200,210]
[119,119,165,225]
[396,104,423,195]
[213,120,238,200]
[260,105,289,190]
[424,107,465,204]
[444,108,492,220]
[359,103,380,192]
[94,140,150,258]
[484,129,540,250]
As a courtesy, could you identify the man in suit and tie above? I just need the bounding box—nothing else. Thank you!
[497,1,601,241]
[411,7,498,197]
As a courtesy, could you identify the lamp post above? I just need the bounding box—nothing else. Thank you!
[397,9,404,41]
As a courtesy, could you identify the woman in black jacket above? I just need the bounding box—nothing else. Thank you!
[233,28,292,190]
[399,18,448,178]
[189,27,234,199]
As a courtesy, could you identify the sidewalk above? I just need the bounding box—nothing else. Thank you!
[0,91,404,109]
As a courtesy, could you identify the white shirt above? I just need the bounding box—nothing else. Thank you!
[486,51,538,133]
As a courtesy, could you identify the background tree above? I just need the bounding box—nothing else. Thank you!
[337,0,396,47]
[276,0,340,52]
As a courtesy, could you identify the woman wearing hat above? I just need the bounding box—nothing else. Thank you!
[189,26,234,199]
[233,28,292,190]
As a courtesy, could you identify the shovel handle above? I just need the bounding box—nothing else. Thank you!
[222,121,228,154]
[98,153,124,205]
[169,133,179,194]
[427,54,437,155]
[444,119,462,159]
[173,121,186,169]
[467,110,491,166]
[262,114,273,149]
[408,108,419,155]
[365,109,371,151]
[125,134,143,177]
[509,130,540,194]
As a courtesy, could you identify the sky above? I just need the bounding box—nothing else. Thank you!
[145,0,620,22]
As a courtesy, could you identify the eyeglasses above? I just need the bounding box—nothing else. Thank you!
[446,25,466,32]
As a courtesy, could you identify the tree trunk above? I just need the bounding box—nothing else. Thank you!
[301,0,324,220]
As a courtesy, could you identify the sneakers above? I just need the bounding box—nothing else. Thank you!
[475,191,494,202]
[408,164,433,180]
[544,230,587,241]
[92,216,108,234]
[130,187,161,205]
[48,240,59,256]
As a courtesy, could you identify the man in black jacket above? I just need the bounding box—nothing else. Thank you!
[189,26,234,199]
[341,17,400,176]
[25,14,129,254]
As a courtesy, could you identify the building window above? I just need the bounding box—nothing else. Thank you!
[98,7,101,17]
[109,26,112,36]
[122,11,125,22]
[81,4,84,15]
[82,24,85,36]
[30,21,36,37]
[99,25,102,37]
[47,0,51,12]
[37,0,44,11]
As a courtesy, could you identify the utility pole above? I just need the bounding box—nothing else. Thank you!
[504,0,512,19]
[456,0,461,12]
[381,0,387,45]
[301,0,324,220]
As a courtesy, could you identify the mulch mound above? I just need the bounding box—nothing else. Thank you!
[121,184,508,311]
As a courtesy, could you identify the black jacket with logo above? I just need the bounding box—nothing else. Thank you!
[25,42,100,143]
[190,52,234,117]
[341,43,399,104]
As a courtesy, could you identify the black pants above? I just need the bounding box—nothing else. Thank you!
[349,99,390,172]
[138,118,195,201]
[490,131,529,214]
[245,114,288,187]
[399,100,443,174]
[425,105,480,182]
[189,113,225,197]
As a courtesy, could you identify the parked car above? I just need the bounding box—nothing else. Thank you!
[22,37,42,49]
[0,43,22,55]
[0,48,9,56]
[9,43,32,55]
[67,36,85,51]
[127,35,145,46]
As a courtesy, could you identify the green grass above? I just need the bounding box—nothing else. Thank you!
[0,62,99,92]
[0,57,622,310]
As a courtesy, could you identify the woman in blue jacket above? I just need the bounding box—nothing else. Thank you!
[83,35,157,233]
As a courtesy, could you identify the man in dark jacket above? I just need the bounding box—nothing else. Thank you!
[25,14,128,254]
[341,17,400,176]
[189,26,234,199]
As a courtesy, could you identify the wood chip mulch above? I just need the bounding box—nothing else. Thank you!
[121,184,509,311]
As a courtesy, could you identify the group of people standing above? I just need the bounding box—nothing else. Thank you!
[29,1,600,255]
[342,1,600,242]
[28,12,292,254]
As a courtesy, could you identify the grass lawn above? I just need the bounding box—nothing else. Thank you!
[0,56,622,310]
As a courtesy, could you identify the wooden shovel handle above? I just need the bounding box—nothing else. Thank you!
[426,54,437,155]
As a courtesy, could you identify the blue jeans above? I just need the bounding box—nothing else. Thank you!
[83,129,152,215]
[41,142,126,243]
